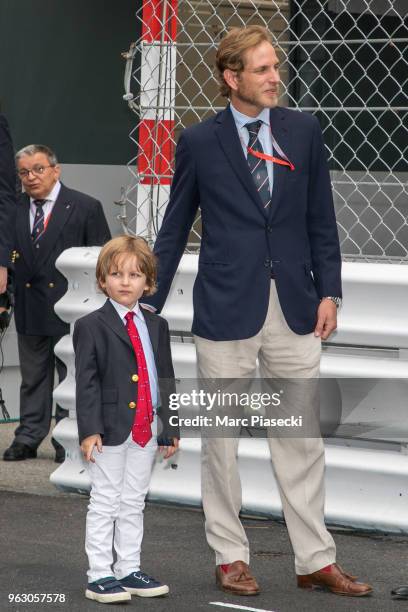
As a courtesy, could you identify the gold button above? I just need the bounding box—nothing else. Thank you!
[131,374,139,382]
[49,282,54,288]
[15,252,20,258]
[25,283,31,288]
[128,401,136,409]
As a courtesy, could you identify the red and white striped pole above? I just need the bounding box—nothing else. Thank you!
[136,0,177,240]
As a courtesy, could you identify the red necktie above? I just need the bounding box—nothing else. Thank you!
[125,311,153,447]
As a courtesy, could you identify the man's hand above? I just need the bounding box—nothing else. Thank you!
[81,434,103,463]
[0,267,7,295]
[314,299,338,340]
[158,438,179,459]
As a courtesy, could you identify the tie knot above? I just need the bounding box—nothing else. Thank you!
[245,120,263,137]
[33,199,46,208]
[125,311,135,323]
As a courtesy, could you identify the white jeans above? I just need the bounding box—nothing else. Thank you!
[85,420,158,582]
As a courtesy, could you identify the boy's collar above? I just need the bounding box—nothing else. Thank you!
[108,298,142,321]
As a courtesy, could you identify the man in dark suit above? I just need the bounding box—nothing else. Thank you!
[143,26,372,597]
[0,114,16,319]
[3,144,111,463]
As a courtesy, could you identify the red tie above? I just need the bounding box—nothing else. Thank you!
[125,311,153,447]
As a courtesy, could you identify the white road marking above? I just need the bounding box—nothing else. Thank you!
[209,602,277,612]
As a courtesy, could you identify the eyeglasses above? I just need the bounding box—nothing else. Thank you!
[18,164,54,179]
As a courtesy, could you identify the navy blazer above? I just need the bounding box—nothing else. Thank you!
[0,114,16,268]
[73,300,179,446]
[13,183,111,336]
[144,106,342,339]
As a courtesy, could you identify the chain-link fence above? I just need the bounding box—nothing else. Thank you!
[123,0,408,261]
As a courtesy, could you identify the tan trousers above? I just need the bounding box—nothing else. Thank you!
[194,281,336,574]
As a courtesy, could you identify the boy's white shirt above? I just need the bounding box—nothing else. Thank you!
[109,298,159,409]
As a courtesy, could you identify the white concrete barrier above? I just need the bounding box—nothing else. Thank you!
[50,249,408,532]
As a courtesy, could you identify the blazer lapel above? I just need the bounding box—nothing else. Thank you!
[98,300,133,349]
[16,195,35,270]
[215,106,266,218]
[267,107,292,222]
[34,183,74,268]
[97,301,160,360]
[141,308,160,363]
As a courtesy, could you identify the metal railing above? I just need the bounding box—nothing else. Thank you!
[122,0,408,261]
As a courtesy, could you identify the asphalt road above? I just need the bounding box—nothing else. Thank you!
[1,490,408,612]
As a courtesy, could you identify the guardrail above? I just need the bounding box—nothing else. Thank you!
[50,248,408,532]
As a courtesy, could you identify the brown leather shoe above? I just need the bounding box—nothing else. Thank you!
[336,563,357,582]
[216,561,260,596]
[297,563,372,597]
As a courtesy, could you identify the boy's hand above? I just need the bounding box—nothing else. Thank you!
[158,438,179,459]
[81,434,103,463]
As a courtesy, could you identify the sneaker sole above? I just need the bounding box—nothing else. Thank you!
[122,585,169,597]
[85,589,131,603]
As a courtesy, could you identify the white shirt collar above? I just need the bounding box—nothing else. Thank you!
[29,180,61,205]
[229,102,271,130]
[109,298,145,324]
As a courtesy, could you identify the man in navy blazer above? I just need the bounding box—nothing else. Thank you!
[0,114,16,317]
[143,26,372,597]
[3,144,111,463]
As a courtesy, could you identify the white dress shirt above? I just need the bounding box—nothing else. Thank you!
[230,103,274,194]
[29,180,61,232]
[109,298,159,410]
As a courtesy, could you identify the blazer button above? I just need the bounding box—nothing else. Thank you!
[131,374,139,382]
[48,282,55,288]
[128,401,136,409]
[25,282,31,288]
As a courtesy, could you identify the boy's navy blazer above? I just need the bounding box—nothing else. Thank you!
[73,299,178,446]
[144,105,342,340]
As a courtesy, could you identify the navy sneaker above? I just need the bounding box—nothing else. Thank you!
[85,576,131,603]
[119,571,169,597]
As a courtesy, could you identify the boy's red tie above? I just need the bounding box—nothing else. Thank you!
[125,311,153,447]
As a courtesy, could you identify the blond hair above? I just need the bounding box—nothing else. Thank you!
[215,25,275,97]
[96,235,157,296]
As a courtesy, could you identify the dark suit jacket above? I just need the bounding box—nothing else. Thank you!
[143,105,342,340]
[0,114,16,268]
[13,183,111,336]
[73,300,179,445]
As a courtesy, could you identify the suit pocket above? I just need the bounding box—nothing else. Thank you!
[198,261,230,266]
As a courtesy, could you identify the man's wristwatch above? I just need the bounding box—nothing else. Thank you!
[322,296,342,308]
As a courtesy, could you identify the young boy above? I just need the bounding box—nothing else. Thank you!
[73,235,179,604]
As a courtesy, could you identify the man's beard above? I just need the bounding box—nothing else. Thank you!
[236,87,278,109]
